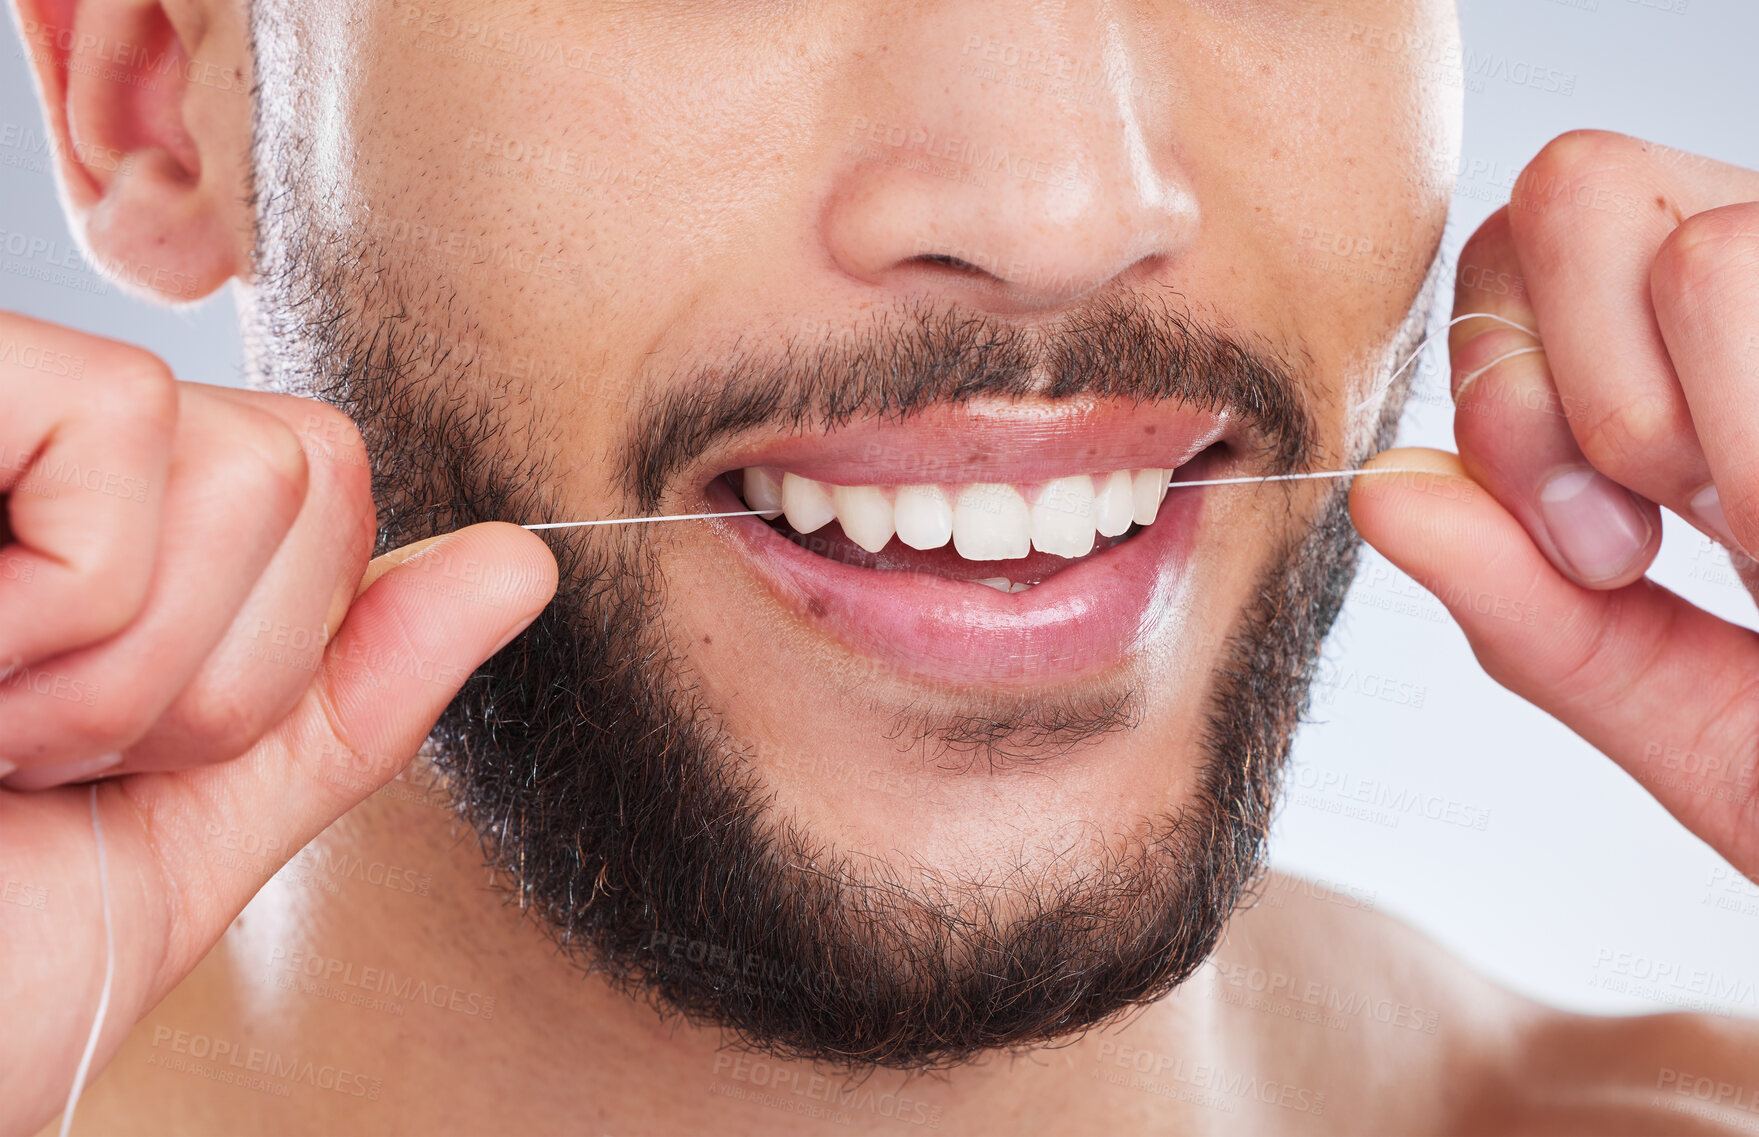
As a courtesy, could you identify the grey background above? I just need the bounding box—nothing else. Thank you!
[3,1,1757,1017]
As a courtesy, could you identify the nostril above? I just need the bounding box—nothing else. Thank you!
[914,253,987,276]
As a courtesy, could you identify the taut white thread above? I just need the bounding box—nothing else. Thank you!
[517,310,1531,533]
[518,466,1431,531]
[520,312,1530,533]
[523,510,767,530]
[61,784,114,1137]
[1161,467,1428,490]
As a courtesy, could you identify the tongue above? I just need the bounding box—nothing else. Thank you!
[770,517,1134,585]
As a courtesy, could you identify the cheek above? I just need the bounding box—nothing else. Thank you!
[1162,5,1458,363]
[1288,11,1461,278]
[1245,20,1459,434]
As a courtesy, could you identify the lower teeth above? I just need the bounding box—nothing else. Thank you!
[974,577,1033,593]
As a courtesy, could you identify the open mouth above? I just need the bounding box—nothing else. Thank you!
[721,452,1221,592]
[699,403,1236,685]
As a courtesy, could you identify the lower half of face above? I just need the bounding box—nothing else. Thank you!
[246,0,1457,1065]
[658,403,1329,887]
[246,254,1395,1066]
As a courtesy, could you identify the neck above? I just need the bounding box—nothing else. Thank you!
[123,767,1230,1135]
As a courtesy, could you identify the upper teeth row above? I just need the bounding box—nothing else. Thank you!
[739,467,1173,559]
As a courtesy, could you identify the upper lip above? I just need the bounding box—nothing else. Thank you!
[702,398,1233,490]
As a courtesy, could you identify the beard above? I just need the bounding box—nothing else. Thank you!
[246,130,1419,1072]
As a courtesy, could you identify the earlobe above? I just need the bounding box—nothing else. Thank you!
[12,0,255,302]
[85,146,241,300]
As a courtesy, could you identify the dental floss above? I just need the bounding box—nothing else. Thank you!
[1353,311,1538,412]
[1161,466,1429,490]
[1453,345,1544,401]
[61,784,114,1137]
[523,510,767,530]
[521,311,1533,532]
[516,467,1441,531]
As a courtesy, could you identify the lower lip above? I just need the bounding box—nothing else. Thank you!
[707,478,1204,685]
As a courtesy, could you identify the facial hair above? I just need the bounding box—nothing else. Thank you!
[246,133,1420,1073]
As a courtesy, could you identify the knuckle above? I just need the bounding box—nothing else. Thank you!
[1512,129,1645,230]
[1456,273,1530,313]
[298,400,366,456]
[303,405,377,552]
[59,535,157,642]
[301,403,372,496]
[44,585,140,651]
[1451,326,1543,390]
[218,407,312,522]
[64,680,159,754]
[1573,390,1689,482]
[72,561,147,634]
[1537,587,1633,707]
[1652,207,1759,308]
[1523,129,1637,187]
[162,683,267,762]
[95,346,179,430]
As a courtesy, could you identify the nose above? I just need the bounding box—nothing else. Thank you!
[820,2,1197,314]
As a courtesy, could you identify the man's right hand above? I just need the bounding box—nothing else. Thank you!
[0,311,558,1134]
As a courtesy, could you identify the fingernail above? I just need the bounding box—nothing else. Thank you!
[1537,467,1651,583]
[1689,484,1745,554]
[488,614,538,658]
[1,752,122,792]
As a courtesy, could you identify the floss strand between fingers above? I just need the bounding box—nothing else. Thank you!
[518,466,1435,531]
[521,311,1524,532]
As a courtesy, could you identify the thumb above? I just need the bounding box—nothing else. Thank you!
[1348,447,1553,653]
[1350,447,1759,876]
[0,523,557,1125]
[155,522,558,968]
[282,521,559,804]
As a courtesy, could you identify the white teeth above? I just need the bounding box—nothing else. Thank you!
[953,483,1031,561]
[743,465,1176,559]
[973,577,1033,594]
[830,484,895,553]
[1095,470,1134,537]
[1030,476,1097,558]
[782,472,836,533]
[893,484,954,550]
[1132,468,1168,527]
[742,467,784,519]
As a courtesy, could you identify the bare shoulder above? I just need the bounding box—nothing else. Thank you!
[1207,870,1759,1135]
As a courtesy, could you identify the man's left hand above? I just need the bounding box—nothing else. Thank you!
[1352,129,1759,878]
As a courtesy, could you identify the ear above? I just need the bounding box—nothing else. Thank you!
[11,0,254,302]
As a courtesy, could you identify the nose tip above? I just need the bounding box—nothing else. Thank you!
[823,147,1195,310]
[818,0,1198,317]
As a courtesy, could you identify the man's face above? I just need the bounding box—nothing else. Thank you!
[245,0,1459,1066]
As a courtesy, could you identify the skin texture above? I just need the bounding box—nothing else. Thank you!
[0,0,1756,1133]
[239,0,1452,984]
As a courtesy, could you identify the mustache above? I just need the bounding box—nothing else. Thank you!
[621,291,1317,512]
